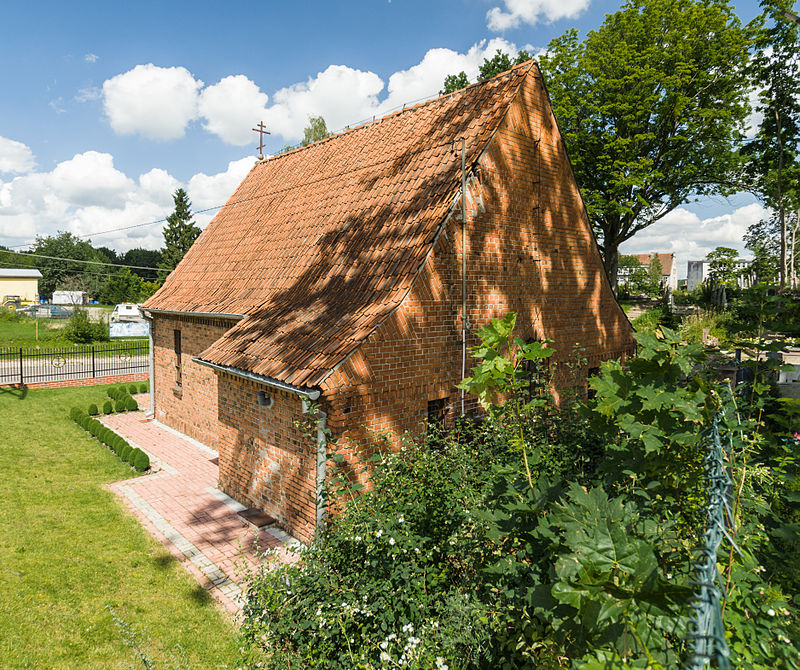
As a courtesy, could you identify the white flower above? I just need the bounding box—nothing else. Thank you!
[376,530,383,538]
[380,640,389,650]
[315,608,321,617]
[380,650,391,663]
[436,658,449,670]
[389,537,396,546]
[355,535,362,541]
[398,515,405,523]
[768,608,776,616]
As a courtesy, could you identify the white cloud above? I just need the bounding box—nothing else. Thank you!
[187,157,255,227]
[487,0,592,30]
[51,151,134,208]
[199,75,270,146]
[85,53,98,63]
[0,137,36,174]
[263,65,384,141]
[102,64,203,140]
[75,86,102,103]
[618,203,769,278]
[0,151,251,253]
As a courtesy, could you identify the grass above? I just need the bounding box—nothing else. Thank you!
[0,317,69,347]
[0,384,240,668]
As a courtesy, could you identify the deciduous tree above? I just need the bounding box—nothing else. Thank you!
[741,0,800,288]
[539,0,750,292]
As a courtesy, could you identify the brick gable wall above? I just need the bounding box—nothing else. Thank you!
[150,66,635,544]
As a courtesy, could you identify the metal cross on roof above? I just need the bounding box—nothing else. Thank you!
[252,121,270,160]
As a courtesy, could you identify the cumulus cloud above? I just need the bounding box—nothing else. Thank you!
[618,202,769,278]
[0,137,36,174]
[263,65,384,141]
[199,75,270,146]
[0,151,251,253]
[102,63,203,140]
[85,53,98,63]
[100,40,539,146]
[487,0,592,30]
[51,151,134,207]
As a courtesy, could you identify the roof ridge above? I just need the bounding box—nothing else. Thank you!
[259,60,537,165]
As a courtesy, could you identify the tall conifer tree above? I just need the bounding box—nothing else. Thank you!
[160,188,201,275]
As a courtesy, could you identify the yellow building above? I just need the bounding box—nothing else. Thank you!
[0,269,42,303]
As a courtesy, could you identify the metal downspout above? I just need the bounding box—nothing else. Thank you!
[303,399,328,533]
[144,313,155,417]
[460,137,467,416]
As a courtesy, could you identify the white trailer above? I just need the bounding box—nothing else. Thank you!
[52,290,88,305]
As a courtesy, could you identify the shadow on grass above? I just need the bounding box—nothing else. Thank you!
[0,385,28,400]
[152,553,176,570]
[188,583,213,606]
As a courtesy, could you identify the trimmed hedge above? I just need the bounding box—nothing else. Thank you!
[114,397,129,413]
[132,449,150,472]
[88,403,99,416]
[139,382,148,394]
[103,400,113,415]
[125,396,139,412]
[69,406,148,472]
[128,384,138,394]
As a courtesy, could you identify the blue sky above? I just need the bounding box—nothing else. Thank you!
[0,0,767,276]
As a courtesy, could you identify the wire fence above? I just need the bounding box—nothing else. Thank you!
[0,340,149,385]
[687,414,737,669]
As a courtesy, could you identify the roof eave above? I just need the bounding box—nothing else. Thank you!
[192,357,321,400]
[143,307,246,320]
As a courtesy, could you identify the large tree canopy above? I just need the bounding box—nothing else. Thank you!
[538,0,750,291]
[741,0,800,288]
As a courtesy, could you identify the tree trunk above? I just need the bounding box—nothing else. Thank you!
[603,238,620,296]
[775,108,787,289]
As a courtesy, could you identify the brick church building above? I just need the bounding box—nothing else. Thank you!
[143,61,635,543]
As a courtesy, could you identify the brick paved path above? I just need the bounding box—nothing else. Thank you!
[103,402,299,615]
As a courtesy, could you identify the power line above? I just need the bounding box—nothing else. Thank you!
[1,249,160,271]
[4,136,459,252]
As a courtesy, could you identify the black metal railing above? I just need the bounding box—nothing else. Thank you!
[0,341,149,385]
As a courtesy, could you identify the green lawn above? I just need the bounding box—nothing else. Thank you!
[0,384,240,668]
[0,318,69,347]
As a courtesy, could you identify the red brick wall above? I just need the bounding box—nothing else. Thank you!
[151,314,235,447]
[215,374,317,544]
[319,66,635,481]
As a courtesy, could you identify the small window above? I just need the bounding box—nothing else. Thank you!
[520,341,550,398]
[586,367,600,400]
[427,397,448,427]
[174,329,182,387]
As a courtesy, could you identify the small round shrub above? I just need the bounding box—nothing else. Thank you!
[132,449,150,472]
[129,384,138,394]
[87,403,99,416]
[100,428,113,444]
[79,414,91,430]
[88,419,101,435]
[125,396,139,411]
[69,407,82,421]
[118,385,129,397]
[139,382,148,394]
[120,445,133,463]
[115,397,128,413]
[108,388,119,401]
[102,400,113,415]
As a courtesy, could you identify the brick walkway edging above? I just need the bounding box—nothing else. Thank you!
[101,408,300,616]
[3,372,147,390]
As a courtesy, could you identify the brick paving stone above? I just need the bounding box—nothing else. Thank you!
[104,410,297,616]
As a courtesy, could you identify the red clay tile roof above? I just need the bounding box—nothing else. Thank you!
[630,253,675,276]
[144,62,536,388]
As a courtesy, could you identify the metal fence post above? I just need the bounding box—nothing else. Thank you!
[18,348,23,385]
[92,346,96,378]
